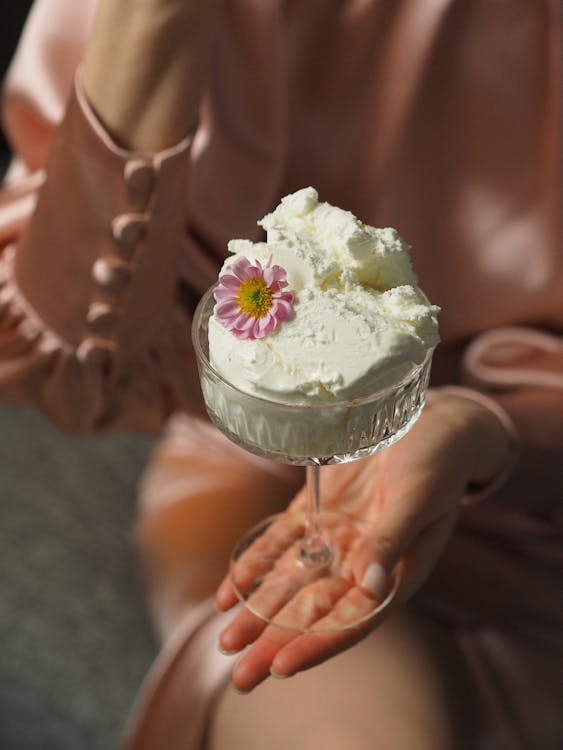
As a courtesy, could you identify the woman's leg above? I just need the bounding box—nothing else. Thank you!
[208,607,481,750]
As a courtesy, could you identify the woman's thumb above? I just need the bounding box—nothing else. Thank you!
[352,535,402,601]
[351,504,421,601]
[352,512,457,604]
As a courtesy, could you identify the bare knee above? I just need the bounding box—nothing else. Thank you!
[207,608,481,750]
[300,720,392,750]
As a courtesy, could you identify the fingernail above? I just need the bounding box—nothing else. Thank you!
[231,684,252,695]
[270,668,290,680]
[218,642,241,656]
[360,562,387,599]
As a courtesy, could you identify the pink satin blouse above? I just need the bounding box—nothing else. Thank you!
[1,1,562,748]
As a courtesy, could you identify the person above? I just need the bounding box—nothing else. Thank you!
[0,0,561,748]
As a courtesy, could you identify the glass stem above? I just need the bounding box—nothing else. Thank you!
[299,463,332,568]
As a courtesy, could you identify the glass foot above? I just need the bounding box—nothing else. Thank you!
[229,510,401,633]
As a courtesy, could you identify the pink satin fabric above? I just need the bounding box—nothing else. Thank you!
[1,1,562,748]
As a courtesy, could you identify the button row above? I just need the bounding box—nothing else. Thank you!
[80,156,156,366]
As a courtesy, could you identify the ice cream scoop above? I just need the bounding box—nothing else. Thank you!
[208,187,440,405]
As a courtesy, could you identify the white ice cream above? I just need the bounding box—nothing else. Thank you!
[208,187,440,405]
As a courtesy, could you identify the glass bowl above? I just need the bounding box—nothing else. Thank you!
[193,286,433,466]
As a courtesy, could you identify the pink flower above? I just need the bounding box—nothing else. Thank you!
[213,256,294,340]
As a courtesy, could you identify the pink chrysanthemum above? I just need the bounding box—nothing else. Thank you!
[213,256,294,340]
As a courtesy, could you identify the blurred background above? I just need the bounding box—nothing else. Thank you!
[1,4,33,176]
[1,6,158,748]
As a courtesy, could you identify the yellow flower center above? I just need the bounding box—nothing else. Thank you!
[237,278,274,318]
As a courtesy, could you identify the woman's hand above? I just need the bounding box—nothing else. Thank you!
[215,390,513,693]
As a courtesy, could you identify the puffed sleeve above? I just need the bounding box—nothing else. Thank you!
[0,76,202,434]
[0,0,205,434]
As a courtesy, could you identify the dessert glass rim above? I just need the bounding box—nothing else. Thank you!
[192,284,436,411]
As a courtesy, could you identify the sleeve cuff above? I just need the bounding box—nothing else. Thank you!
[432,385,521,505]
[13,69,194,361]
[75,71,193,164]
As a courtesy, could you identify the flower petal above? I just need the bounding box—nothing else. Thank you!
[218,273,243,290]
[271,264,288,283]
[231,257,254,281]
[215,299,241,318]
[215,298,240,314]
[262,267,276,286]
[273,298,294,320]
[273,289,294,302]
[233,312,255,330]
[255,314,276,338]
[214,286,238,301]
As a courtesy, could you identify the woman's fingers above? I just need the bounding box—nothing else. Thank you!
[231,513,306,594]
[352,488,426,598]
[233,580,393,688]
[230,512,456,689]
[271,623,372,679]
[215,511,306,611]
[219,570,304,653]
[219,528,347,652]
[229,576,353,692]
[216,573,239,610]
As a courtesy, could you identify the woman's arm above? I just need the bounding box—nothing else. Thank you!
[82,0,219,151]
[0,0,220,432]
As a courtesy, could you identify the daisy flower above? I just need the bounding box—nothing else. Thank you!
[213,256,294,340]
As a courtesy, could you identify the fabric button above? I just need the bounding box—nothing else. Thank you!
[124,158,156,207]
[86,302,119,335]
[18,318,40,340]
[76,338,114,367]
[92,257,131,293]
[38,333,61,355]
[111,214,148,260]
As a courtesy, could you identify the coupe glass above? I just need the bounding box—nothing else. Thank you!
[193,286,434,633]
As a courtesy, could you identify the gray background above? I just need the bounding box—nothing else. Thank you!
[0,400,157,749]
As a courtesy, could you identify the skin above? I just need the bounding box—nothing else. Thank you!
[215,391,512,693]
[81,0,220,151]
